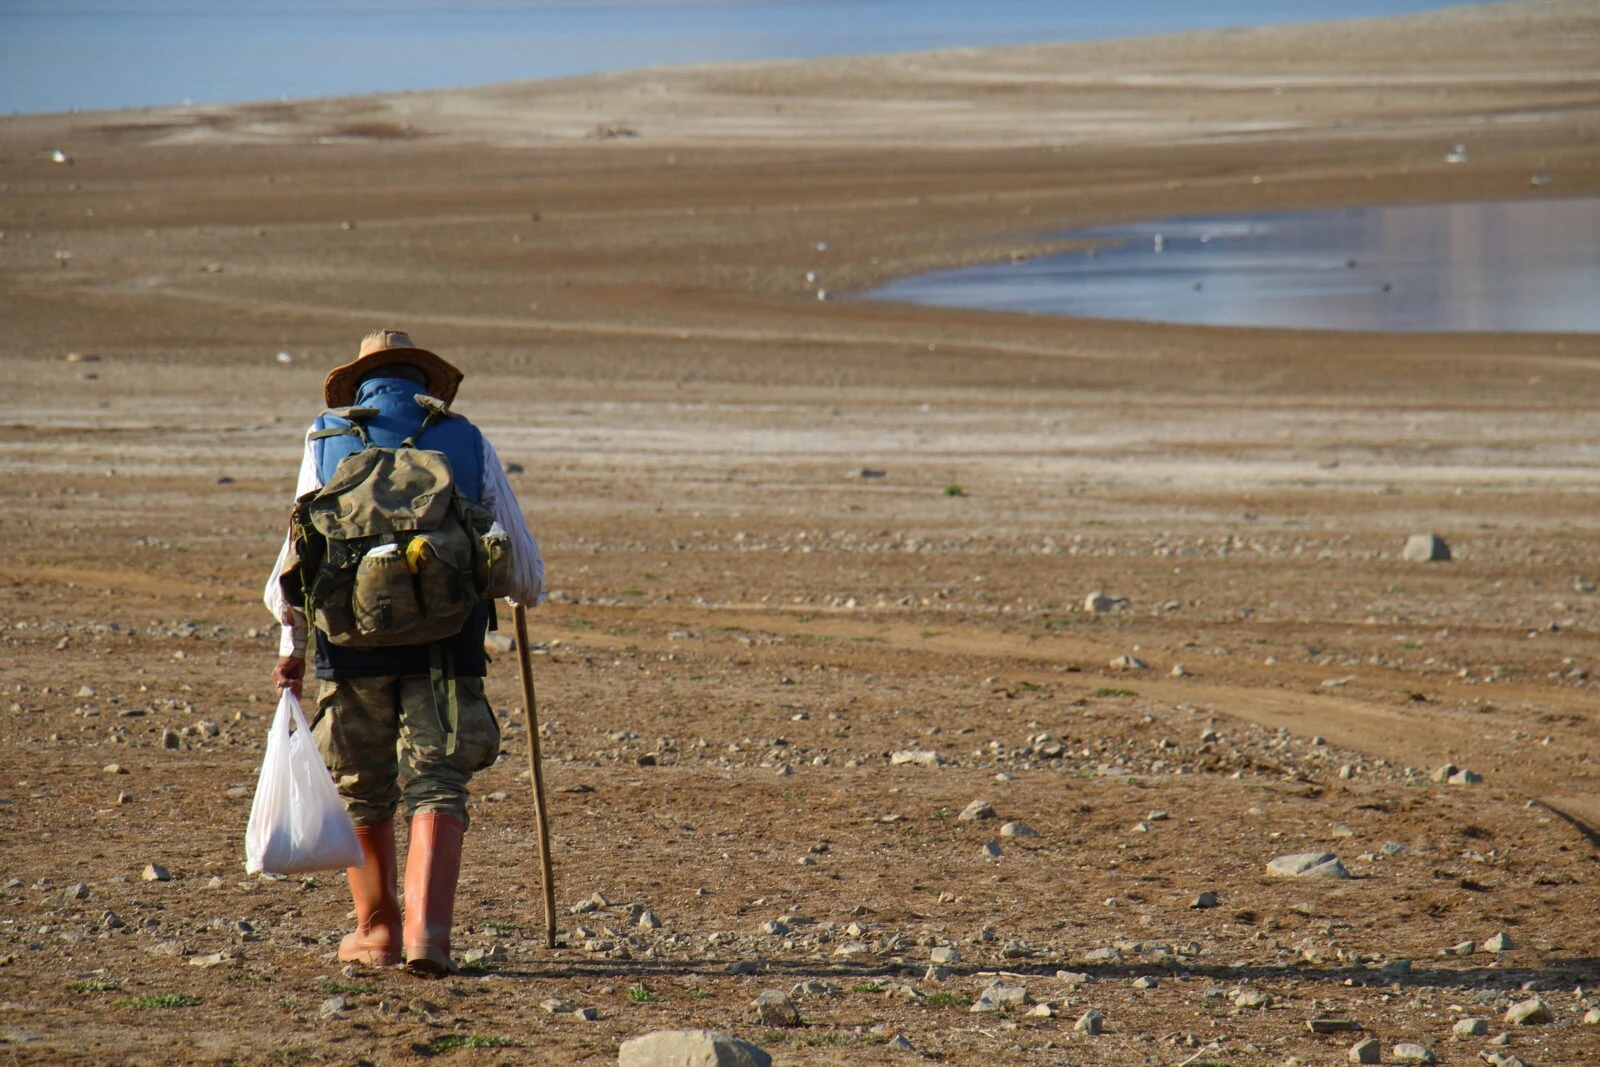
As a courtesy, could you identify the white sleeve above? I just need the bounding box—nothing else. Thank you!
[263,429,323,657]
[479,434,545,607]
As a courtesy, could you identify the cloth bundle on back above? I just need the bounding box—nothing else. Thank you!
[264,329,545,976]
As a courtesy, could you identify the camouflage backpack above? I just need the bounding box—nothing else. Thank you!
[281,397,513,647]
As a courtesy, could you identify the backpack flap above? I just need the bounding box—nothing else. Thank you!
[307,448,456,540]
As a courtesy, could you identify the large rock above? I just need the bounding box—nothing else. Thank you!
[1348,1037,1381,1064]
[1504,997,1552,1025]
[618,1030,771,1067]
[1403,533,1451,562]
[748,990,800,1027]
[1266,852,1351,879]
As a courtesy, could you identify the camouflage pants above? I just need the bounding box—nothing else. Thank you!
[309,673,501,829]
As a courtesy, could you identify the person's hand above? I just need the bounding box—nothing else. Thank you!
[272,656,305,700]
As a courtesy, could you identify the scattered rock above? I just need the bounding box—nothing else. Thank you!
[1233,990,1271,1010]
[1083,592,1125,613]
[575,1006,598,1021]
[971,984,1030,1013]
[929,946,960,964]
[980,839,1003,860]
[1266,852,1350,879]
[1584,1007,1600,1025]
[484,633,515,655]
[1308,1019,1363,1034]
[1170,664,1190,677]
[1483,932,1513,953]
[459,945,507,966]
[1392,1043,1435,1064]
[884,1033,914,1051]
[958,799,996,821]
[189,951,235,968]
[637,910,661,930]
[1504,997,1551,1025]
[1131,976,1158,990]
[102,764,127,775]
[1481,1054,1530,1067]
[160,728,180,750]
[1449,769,1483,785]
[1190,891,1219,910]
[749,990,800,1027]
[1403,533,1451,562]
[618,1030,772,1067]
[889,750,944,768]
[117,790,134,805]
[999,821,1038,838]
[1074,1008,1104,1035]
[61,883,90,903]
[1445,940,1476,956]
[1109,654,1148,670]
[319,995,348,1018]
[1349,1037,1382,1064]
[790,980,836,998]
[141,864,171,882]
[1453,1017,1488,1037]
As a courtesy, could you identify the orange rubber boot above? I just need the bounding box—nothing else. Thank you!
[339,821,402,966]
[403,812,464,976]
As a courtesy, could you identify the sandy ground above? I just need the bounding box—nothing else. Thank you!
[4,1,1600,1063]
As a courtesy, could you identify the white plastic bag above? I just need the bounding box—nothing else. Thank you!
[245,690,363,875]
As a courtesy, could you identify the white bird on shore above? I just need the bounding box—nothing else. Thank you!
[1152,233,1165,253]
[51,148,72,164]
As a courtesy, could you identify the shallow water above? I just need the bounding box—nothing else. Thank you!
[4,1,1489,115]
[870,197,1600,334]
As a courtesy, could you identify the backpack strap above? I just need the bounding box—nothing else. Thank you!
[400,394,459,449]
[310,406,378,448]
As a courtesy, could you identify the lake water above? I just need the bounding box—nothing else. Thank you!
[3,1,1488,116]
[869,198,1600,335]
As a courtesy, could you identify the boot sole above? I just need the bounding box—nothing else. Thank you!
[405,949,455,977]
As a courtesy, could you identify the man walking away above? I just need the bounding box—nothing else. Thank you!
[264,329,544,975]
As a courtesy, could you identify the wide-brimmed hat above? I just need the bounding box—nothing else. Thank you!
[322,329,464,407]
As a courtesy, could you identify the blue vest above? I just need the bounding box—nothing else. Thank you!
[309,377,494,680]
[313,377,485,499]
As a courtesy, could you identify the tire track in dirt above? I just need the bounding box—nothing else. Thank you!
[532,603,1600,840]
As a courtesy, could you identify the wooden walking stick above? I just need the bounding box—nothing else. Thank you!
[512,602,557,949]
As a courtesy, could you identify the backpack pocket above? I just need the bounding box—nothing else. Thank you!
[405,525,476,621]
[475,521,514,600]
[352,544,423,637]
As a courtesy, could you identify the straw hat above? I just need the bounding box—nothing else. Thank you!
[322,329,464,407]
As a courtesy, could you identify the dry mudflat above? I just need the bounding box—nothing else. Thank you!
[3,2,1600,1064]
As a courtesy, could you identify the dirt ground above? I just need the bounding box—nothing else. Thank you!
[4,2,1600,1064]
